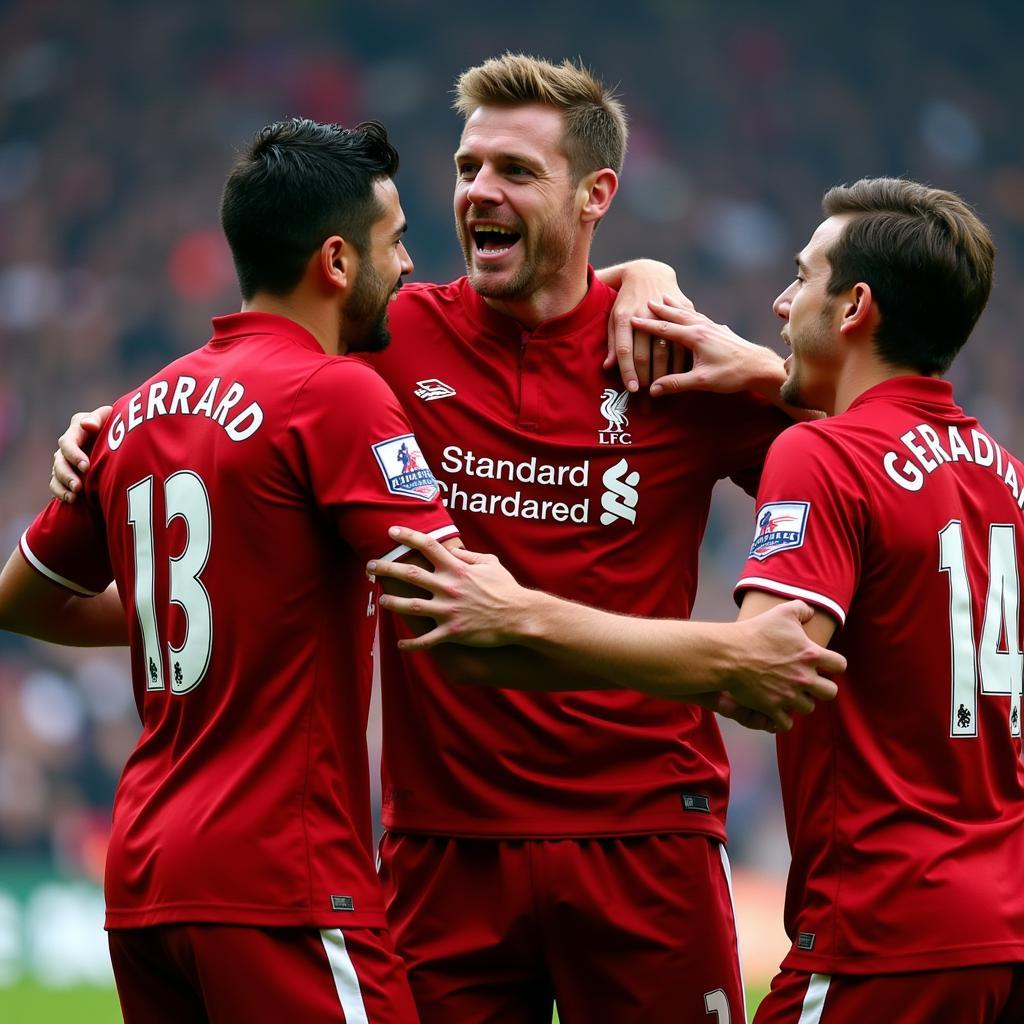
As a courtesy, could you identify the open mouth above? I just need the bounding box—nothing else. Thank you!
[472,224,521,256]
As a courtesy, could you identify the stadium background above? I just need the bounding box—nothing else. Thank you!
[0,1,1021,1018]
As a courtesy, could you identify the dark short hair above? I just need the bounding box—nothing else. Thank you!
[822,177,994,375]
[220,118,400,300]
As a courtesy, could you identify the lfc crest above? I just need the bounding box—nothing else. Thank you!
[598,388,632,445]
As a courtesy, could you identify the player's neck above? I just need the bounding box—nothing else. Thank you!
[833,356,925,415]
[242,295,341,356]
[481,264,590,330]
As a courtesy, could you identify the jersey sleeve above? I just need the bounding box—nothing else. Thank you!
[708,391,791,497]
[284,358,457,563]
[733,422,870,625]
[21,495,114,596]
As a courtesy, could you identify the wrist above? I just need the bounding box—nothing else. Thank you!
[749,347,787,400]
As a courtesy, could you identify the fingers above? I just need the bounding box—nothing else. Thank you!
[649,371,698,398]
[367,558,444,596]
[659,292,696,312]
[650,333,670,381]
[609,313,640,393]
[51,450,82,502]
[804,676,840,703]
[385,526,459,570]
[377,591,445,619]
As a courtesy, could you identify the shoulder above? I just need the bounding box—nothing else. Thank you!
[392,279,466,316]
[296,356,400,406]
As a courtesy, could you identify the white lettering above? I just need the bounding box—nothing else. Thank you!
[169,376,197,415]
[1006,462,1020,499]
[225,403,264,441]
[192,377,221,418]
[947,425,973,463]
[126,391,143,431]
[918,424,951,465]
[212,382,245,425]
[883,450,924,492]
[973,429,995,467]
[901,428,937,473]
[147,380,169,420]
[108,414,126,451]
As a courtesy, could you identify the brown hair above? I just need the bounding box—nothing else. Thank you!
[822,177,994,375]
[454,53,628,180]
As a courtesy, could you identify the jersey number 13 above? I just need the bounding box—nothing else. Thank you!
[127,472,212,694]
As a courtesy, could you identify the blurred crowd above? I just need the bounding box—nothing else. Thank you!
[1,0,1022,880]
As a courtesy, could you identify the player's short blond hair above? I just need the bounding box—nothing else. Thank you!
[454,53,628,181]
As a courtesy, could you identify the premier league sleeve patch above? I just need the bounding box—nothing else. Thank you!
[749,501,810,560]
[372,434,440,502]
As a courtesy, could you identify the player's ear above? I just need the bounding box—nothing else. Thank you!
[319,236,352,293]
[839,281,877,336]
[579,168,618,225]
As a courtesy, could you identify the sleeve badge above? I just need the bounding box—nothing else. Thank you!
[371,434,440,502]
[749,501,810,560]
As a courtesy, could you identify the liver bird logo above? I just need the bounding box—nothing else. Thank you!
[600,388,630,433]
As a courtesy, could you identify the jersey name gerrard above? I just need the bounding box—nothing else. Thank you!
[736,377,1024,973]
[366,274,790,838]
[22,312,455,929]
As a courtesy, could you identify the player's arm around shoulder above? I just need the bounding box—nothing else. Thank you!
[376,535,615,691]
[371,527,844,722]
[0,545,127,646]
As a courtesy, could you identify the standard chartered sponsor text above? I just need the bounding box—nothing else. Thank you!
[439,445,589,522]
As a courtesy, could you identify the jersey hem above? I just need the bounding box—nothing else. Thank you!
[104,905,388,930]
[782,941,1024,975]
[382,816,728,842]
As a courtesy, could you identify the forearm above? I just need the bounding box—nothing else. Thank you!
[0,552,128,647]
[500,589,739,696]
[594,258,674,290]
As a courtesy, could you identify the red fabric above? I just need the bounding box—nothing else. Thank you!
[109,924,419,1023]
[736,377,1024,973]
[367,273,788,839]
[754,965,1024,1024]
[23,312,455,929]
[379,832,743,1024]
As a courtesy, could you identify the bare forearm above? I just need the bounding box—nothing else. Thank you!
[502,590,738,696]
[0,554,127,647]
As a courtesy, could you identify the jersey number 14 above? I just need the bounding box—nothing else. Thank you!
[127,472,212,694]
[939,520,1022,738]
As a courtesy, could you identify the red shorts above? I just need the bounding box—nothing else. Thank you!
[108,923,419,1023]
[379,832,743,1024]
[753,966,1024,1024]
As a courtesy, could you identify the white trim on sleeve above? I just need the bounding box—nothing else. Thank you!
[734,577,847,625]
[319,928,370,1024]
[19,531,101,596]
[378,523,460,564]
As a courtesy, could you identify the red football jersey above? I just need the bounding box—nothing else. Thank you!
[21,312,456,929]
[735,377,1024,973]
[366,273,789,838]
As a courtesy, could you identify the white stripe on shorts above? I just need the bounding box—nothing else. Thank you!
[320,929,370,1024]
[797,973,831,1024]
[717,842,748,1024]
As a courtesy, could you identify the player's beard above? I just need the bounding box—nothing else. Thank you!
[457,196,580,301]
[343,261,400,354]
[780,304,837,410]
